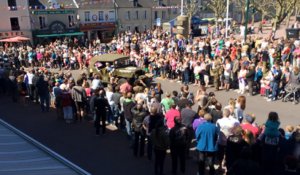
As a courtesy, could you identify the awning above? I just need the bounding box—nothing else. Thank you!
[35,32,84,38]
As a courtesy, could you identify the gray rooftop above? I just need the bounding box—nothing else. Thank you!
[0,119,90,175]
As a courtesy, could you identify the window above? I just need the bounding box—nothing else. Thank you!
[109,11,115,21]
[144,10,147,19]
[68,15,75,27]
[39,16,46,29]
[136,11,139,20]
[84,11,90,22]
[133,0,138,7]
[7,0,17,7]
[7,0,17,10]
[154,11,158,19]
[10,17,19,31]
[99,11,104,21]
[162,11,166,20]
[126,11,130,20]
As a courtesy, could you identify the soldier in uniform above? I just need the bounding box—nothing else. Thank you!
[210,59,222,91]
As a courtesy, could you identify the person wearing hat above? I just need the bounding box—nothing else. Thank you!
[241,114,259,137]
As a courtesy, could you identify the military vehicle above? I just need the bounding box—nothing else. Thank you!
[88,54,152,85]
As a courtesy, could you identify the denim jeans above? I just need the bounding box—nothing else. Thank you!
[197,151,215,175]
[110,104,120,124]
[63,106,73,120]
[40,94,50,112]
[271,82,279,100]
[125,118,132,137]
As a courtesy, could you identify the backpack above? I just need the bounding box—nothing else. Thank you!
[173,126,188,146]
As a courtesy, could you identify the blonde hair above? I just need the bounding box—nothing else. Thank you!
[286,125,294,133]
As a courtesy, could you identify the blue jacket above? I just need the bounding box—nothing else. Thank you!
[195,122,219,152]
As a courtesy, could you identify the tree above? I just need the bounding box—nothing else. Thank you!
[185,0,198,33]
[205,0,227,20]
[251,0,276,22]
[273,0,297,29]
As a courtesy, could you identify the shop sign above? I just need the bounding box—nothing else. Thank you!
[0,31,25,38]
[32,10,75,15]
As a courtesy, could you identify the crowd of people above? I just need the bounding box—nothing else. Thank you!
[0,27,299,175]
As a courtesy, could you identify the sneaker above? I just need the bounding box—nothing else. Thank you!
[267,99,272,102]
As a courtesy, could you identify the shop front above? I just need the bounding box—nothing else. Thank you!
[32,21,84,44]
[80,22,116,43]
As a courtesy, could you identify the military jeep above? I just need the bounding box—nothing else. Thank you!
[88,54,152,85]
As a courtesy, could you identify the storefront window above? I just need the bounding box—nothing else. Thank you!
[68,15,74,27]
[84,11,90,22]
[39,16,46,29]
[109,11,115,21]
[99,11,104,21]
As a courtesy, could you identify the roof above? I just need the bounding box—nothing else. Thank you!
[0,119,90,175]
[29,0,78,9]
[77,0,115,9]
[90,54,129,65]
[115,0,181,8]
[115,0,153,8]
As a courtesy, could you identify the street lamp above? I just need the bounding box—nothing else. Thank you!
[244,0,250,41]
[181,0,184,15]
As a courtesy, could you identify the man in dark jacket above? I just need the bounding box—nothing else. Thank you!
[31,71,40,103]
[169,117,188,174]
[246,64,255,96]
[94,89,111,135]
[36,75,50,112]
[123,92,136,137]
[268,63,282,102]
[131,102,148,157]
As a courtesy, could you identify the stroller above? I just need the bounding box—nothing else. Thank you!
[281,83,300,104]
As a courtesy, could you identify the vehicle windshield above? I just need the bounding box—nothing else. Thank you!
[94,58,130,71]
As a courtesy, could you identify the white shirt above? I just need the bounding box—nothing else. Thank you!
[27,73,34,85]
[224,63,231,76]
[91,79,101,90]
[106,91,114,105]
[216,117,239,145]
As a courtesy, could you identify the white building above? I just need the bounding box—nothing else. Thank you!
[0,0,32,39]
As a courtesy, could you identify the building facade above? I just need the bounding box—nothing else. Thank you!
[77,0,116,42]
[0,0,32,40]
[29,0,82,42]
[115,0,181,32]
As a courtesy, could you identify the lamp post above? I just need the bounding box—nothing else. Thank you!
[181,0,184,15]
[244,0,250,41]
[225,0,229,38]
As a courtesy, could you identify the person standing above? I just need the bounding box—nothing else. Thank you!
[151,119,169,175]
[169,117,188,174]
[246,64,255,96]
[131,101,148,157]
[36,74,50,112]
[71,79,87,121]
[123,92,136,138]
[195,113,219,175]
[93,89,111,135]
[60,85,73,123]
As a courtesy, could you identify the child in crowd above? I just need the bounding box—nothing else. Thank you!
[285,125,294,140]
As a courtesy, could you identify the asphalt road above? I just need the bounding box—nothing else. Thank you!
[0,70,299,175]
